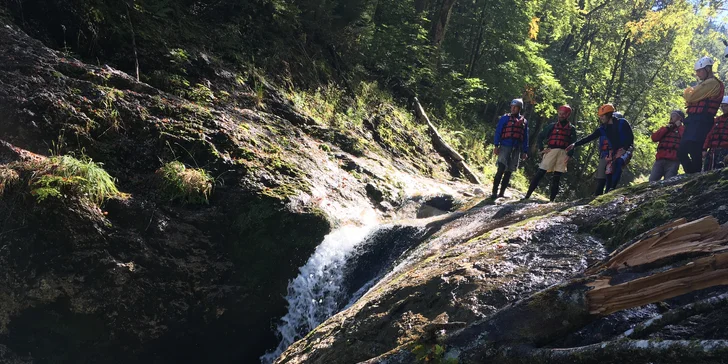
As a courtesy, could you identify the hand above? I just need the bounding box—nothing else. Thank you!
[564,156,570,166]
[615,148,625,159]
[540,148,550,155]
[565,144,575,152]
[703,151,708,158]
[494,146,500,156]
[520,153,528,161]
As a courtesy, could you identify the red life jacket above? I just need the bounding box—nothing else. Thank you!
[500,115,526,141]
[600,138,610,153]
[705,115,728,150]
[547,122,572,149]
[687,79,725,116]
[655,125,684,161]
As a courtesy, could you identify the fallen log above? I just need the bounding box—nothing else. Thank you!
[412,97,481,185]
[587,251,728,315]
[443,216,728,362]
[585,216,728,274]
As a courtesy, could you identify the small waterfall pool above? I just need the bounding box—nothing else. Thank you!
[261,223,426,363]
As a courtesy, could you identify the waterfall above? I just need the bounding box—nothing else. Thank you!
[261,224,425,363]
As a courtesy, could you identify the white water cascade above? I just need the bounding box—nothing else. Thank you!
[260,224,380,363]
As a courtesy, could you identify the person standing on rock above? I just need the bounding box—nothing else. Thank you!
[492,98,529,199]
[523,104,577,202]
[702,96,728,171]
[648,110,685,182]
[680,56,725,174]
[566,104,634,195]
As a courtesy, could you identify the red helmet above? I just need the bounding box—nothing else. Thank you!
[558,105,572,117]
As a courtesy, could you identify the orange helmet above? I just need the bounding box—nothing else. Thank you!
[598,103,615,116]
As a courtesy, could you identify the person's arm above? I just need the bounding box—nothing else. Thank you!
[567,126,577,157]
[494,116,505,146]
[651,126,670,142]
[537,124,552,151]
[522,120,529,154]
[704,123,717,151]
[573,128,601,147]
[622,121,634,150]
[684,77,722,103]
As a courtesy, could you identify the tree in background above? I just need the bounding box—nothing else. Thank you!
[3,0,727,198]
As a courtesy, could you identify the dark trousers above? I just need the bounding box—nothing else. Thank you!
[605,158,625,193]
[678,140,704,174]
[492,163,512,198]
[525,169,562,201]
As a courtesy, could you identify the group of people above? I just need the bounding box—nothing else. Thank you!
[490,55,727,202]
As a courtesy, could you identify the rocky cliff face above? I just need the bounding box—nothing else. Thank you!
[0,21,475,363]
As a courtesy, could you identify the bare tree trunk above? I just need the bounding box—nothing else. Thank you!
[430,0,458,49]
[466,2,487,77]
[613,37,631,107]
[603,32,629,104]
[413,97,481,184]
[125,4,140,82]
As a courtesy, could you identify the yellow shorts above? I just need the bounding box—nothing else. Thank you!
[539,148,569,173]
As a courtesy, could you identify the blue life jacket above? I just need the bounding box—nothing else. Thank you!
[598,118,629,158]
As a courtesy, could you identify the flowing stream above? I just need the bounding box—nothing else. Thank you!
[261,223,426,363]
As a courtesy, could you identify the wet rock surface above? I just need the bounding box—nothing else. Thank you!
[277,169,728,364]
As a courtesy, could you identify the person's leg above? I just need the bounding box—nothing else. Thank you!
[550,172,562,202]
[703,151,713,172]
[525,169,547,199]
[605,158,625,193]
[595,179,607,196]
[678,140,694,174]
[648,160,664,182]
[499,171,512,197]
[688,141,703,173]
[492,163,505,198]
[664,160,679,180]
[595,157,607,196]
[718,149,728,169]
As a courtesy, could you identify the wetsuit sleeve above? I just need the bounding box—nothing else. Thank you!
[622,121,634,150]
[537,124,552,151]
[651,126,670,142]
[567,126,577,157]
[573,128,601,147]
[494,116,505,146]
[522,120,529,153]
[684,77,722,103]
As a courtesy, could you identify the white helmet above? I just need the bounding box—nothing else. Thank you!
[695,56,714,70]
[722,96,728,105]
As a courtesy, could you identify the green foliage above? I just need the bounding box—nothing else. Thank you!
[412,343,458,364]
[0,167,19,197]
[188,83,215,105]
[157,161,214,204]
[29,155,122,205]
